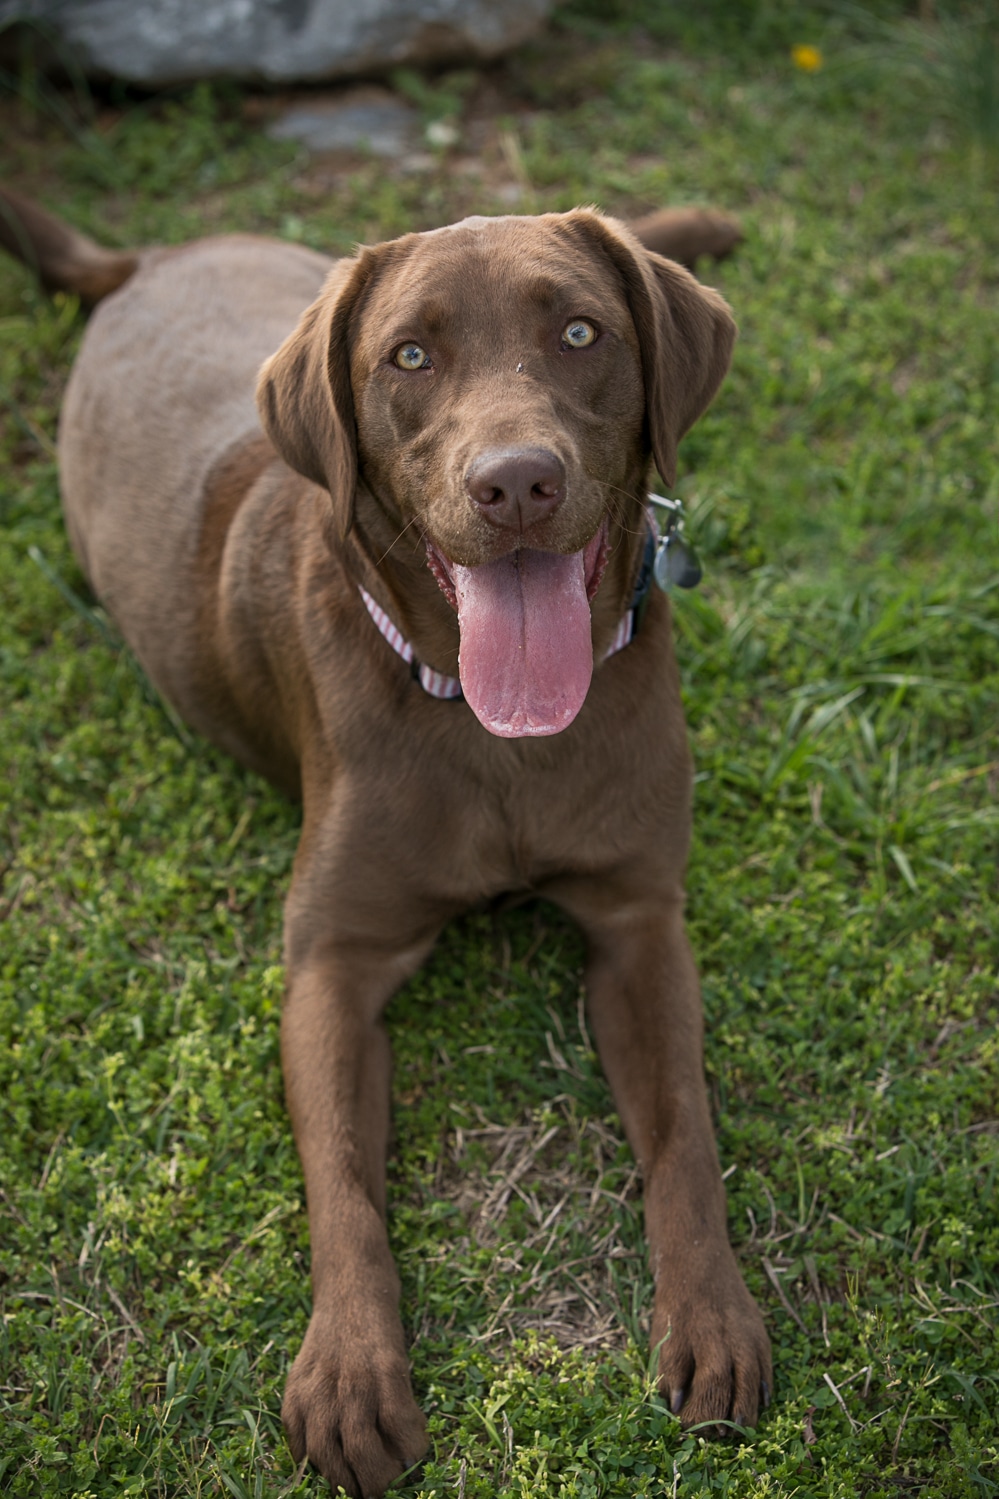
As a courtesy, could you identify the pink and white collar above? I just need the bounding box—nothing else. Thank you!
[358,586,639,702]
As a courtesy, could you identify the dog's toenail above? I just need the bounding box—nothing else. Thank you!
[671,1387,685,1415]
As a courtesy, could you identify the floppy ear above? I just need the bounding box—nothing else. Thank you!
[565,211,737,487]
[256,247,382,539]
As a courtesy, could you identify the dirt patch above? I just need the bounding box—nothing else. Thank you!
[419,1094,649,1352]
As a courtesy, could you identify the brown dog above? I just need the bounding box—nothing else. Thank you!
[1,188,769,1496]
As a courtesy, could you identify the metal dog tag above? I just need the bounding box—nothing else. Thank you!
[647,493,703,591]
[654,533,703,590]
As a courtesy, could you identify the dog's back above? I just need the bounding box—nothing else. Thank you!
[60,236,330,646]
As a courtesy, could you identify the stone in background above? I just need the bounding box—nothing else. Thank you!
[268,89,420,156]
[0,0,554,86]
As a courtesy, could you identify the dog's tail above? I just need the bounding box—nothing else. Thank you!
[627,206,742,270]
[0,186,139,305]
[0,186,740,300]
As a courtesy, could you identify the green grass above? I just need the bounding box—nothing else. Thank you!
[1,4,998,1495]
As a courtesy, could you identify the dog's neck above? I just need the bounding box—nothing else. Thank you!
[348,481,462,674]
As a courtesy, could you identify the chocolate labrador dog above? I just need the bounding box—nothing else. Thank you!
[1,188,770,1495]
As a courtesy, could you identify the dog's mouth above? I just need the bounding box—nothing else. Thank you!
[425,522,609,739]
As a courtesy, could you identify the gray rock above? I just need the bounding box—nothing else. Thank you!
[0,0,554,86]
[268,93,419,156]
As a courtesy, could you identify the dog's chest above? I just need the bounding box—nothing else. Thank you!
[395,717,670,901]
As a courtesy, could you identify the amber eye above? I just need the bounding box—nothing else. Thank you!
[561,319,596,349]
[394,343,431,370]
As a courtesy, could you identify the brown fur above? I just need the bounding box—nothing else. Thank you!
[0,186,138,303]
[1,187,770,1497]
[628,206,744,269]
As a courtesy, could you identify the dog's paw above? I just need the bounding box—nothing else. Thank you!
[282,1314,428,1497]
[653,1261,772,1433]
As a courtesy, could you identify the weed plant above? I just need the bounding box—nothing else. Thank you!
[0,2,997,1495]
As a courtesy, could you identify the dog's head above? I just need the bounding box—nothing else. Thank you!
[257,210,734,738]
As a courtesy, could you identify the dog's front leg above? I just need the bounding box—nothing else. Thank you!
[279,914,434,1496]
[553,881,772,1430]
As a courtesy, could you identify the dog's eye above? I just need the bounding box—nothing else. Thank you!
[561,320,596,349]
[394,343,432,370]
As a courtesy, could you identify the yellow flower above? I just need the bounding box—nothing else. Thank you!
[792,43,823,72]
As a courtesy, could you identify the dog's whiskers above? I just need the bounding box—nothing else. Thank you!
[601,481,650,539]
[373,513,422,570]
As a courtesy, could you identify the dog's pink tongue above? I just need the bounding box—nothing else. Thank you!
[453,549,593,738]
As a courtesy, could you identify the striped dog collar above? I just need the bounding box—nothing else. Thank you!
[359,588,642,702]
[358,522,656,703]
[358,586,464,699]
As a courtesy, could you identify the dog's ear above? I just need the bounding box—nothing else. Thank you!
[256,247,383,539]
[566,211,737,487]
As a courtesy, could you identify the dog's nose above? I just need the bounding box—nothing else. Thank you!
[465,447,565,531]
